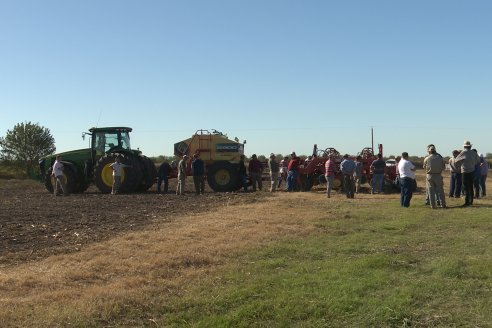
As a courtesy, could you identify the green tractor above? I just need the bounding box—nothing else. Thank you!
[39,127,157,194]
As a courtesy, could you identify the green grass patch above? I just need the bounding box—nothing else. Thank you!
[162,199,492,327]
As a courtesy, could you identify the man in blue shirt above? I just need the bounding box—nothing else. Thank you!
[340,154,356,199]
[191,153,206,195]
[370,154,386,194]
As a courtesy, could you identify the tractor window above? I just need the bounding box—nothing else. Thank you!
[120,132,131,150]
[103,133,119,152]
[95,133,106,154]
[93,131,131,153]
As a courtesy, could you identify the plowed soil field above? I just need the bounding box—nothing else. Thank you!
[0,179,269,267]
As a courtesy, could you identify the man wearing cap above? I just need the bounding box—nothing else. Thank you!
[455,140,480,206]
[176,155,188,195]
[286,152,301,192]
[423,145,447,209]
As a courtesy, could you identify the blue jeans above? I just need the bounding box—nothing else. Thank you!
[371,173,384,193]
[286,170,298,191]
[449,172,461,197]
[400,177,415,207]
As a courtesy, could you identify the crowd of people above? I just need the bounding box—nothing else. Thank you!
[139,139,491,207]
[51,140,489,208]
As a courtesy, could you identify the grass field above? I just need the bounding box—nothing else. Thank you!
[1,174,491,327]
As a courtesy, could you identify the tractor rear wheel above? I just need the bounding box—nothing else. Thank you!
[207,162,238,192]
[137,155,157,192]
[94,153,139,193]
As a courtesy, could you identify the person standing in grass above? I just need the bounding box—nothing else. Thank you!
[448,150,462,198]
[52,155,68,196]
[455,140,480,207]
[277,156,289,189]
[110,156,132,195]
[423,145,447,209]
[325,153,337,198]
[238,155,248,192]
[248,154,263,192]
[354,155,363,194]
[157,160,171,193]
[268,153,279,192]
[398,152,416,207]
[286,152,301,192]
[176,155,188,195]
[340,154,356,199]
[479,153,489,197]
[191,153,206,195]
[370,153,386,194]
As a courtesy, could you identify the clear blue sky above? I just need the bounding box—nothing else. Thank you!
[1,0,491,158]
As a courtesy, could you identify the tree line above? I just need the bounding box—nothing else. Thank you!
[1,122,491,179]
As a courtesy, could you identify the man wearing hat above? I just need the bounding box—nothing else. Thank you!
[268,153,280,192]
[455,140,480,206]
[286,152,301,191]
[423,145,447,209]
[176,155,188,195]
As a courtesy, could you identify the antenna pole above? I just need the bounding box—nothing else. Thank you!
[371,127,374,153]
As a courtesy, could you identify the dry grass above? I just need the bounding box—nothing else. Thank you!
[0,191,328,326]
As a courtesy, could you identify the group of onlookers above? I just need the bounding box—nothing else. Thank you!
[150,140,489,207]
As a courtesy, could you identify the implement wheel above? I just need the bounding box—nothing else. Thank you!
[207,162,238,192]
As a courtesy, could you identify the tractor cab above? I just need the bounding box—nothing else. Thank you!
[88,127,134,161]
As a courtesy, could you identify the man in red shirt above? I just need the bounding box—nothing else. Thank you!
[286,152,301,191]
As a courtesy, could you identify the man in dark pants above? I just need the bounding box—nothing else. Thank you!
[157,161,171,193]
[397,152,416,207]
[448,150,462,198]
[455,140,480,207]
[191,153,206,195]
[340,154,356,199]
[238,155,248,192]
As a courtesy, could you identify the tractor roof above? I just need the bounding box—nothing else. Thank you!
[89,127,132,133]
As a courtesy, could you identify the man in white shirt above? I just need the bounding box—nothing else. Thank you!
[110,156,131,194]
[52,155,67,196]
[398,152,416,207]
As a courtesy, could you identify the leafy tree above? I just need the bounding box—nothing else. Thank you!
[0,122,56,175]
